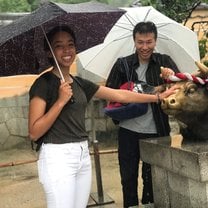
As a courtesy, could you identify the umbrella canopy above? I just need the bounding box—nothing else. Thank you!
[78,6,200,79]
[0,1,125,76]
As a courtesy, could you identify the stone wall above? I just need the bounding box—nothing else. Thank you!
[0,92,118,151]
[0,94,29,150]
[140,136,208,208]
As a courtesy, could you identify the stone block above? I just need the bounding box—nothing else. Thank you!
[189,179,208,208]
[16,94,29,107]
[2,136,28,150]
[0,107,25,122]
[199,153,208,181]
[171,143,208,182]
[151,166,170,208]
[140,138,172,170]
[0,123,10,145]
[95,118,106,131]
[0,94,28,108]
[98,100,107,117]
[22,106,29,118]
[140,136,208,208]
[106,118,118,132]
[168,171,191,208]
[171,147,201,181]
[85,118,92,132]
[85,104,91,118]
[6,118,28,137]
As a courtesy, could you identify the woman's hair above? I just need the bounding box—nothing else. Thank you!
[44,25,76,51]
[133,21,157,40]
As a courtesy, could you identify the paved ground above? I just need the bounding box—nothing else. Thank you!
[0,140,144,208]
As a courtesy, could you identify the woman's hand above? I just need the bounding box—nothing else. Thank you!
[58,81,73,106]
[160,67,175,79]
[158,84,178,101]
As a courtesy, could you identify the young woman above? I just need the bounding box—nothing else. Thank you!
[28,25,176,208]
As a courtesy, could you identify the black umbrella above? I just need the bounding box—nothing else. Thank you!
[0,1,125,76]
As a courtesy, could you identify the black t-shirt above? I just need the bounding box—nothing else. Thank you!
[29,72,99,143]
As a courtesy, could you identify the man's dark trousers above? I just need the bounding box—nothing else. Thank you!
[118,127,157,207]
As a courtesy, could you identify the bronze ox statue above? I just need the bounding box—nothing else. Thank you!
[161,62,208,141]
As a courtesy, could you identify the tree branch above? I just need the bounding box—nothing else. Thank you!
[183,1,201,26]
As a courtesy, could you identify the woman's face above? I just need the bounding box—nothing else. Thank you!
[50,31,76,69]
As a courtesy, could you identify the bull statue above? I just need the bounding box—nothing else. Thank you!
[161,62,208,141]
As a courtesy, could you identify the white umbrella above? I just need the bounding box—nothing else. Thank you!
[78,6,200,79]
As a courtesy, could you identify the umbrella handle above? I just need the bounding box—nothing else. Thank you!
[41,26,65,82]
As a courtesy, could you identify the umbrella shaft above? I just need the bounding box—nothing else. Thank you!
[41,26,65,81]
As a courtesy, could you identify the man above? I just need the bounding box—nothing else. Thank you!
[106,21,179,208]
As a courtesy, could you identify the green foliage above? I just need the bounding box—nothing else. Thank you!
[0,0,31,12]
[0,0,109,12]
[139,0,157,7]
[140,0,202,23]
[199,39,207,59]
[27,0,35,4]
[108,0,132,7]
[53,0,108,5]
[53,0,92,3]
[204,60,208,67]
[199,36,208,66]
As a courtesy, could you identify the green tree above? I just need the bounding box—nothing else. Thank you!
[52,0,96,3]
[0,0,31,12]
[0,0,109,12]
[108,0,132,7]
[47,0,108,5]
[139,0,203,23]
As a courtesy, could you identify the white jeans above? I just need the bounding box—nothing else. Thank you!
[38,141,92,208]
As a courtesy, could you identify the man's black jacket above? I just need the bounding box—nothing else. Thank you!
[105,52,180,137]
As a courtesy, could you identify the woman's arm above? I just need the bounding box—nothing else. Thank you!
[94,85,177,104]
[28,81,73,141]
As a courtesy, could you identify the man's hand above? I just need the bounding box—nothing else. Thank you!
[160,67,175,79]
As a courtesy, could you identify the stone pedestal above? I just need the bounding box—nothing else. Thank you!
[140,136,208,208]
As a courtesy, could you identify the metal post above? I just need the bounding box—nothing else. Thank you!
[87,99,115,207]
[93,139,104,200]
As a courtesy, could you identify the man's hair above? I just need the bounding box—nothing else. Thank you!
[44,25,76,51]
[133,21,157,40]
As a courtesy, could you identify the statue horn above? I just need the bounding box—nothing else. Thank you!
[193,61,208,77]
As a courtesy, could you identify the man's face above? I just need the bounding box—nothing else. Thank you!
[134,32,156,63]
